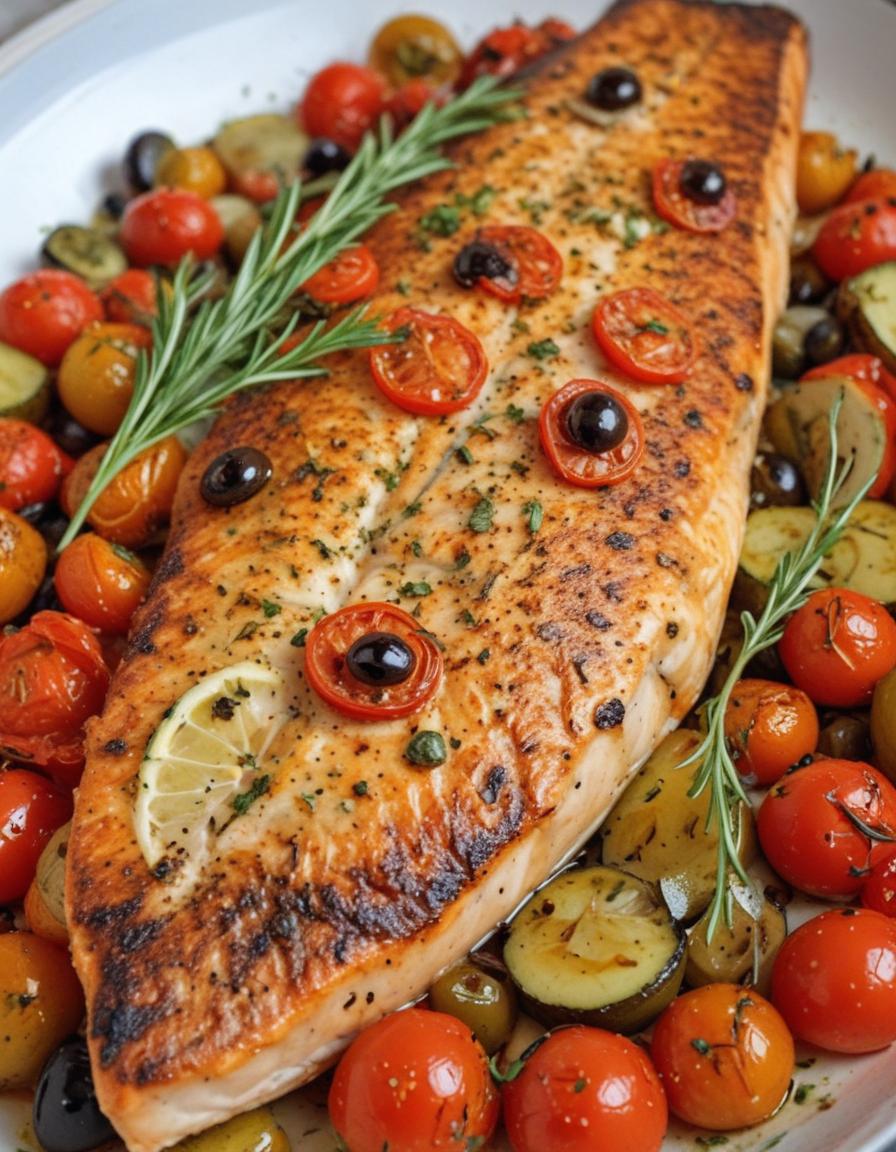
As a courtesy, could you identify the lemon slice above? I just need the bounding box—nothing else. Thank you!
[134,662,287,873]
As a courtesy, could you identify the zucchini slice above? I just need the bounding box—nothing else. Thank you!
[41,224,127,288]
[0,341,51,422]
[838,260,896,374]
[212,114,309,190]
[210,194,263,265]
[685,883,786,995]
[504,865,685,1033]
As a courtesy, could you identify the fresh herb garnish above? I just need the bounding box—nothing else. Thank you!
[527,338,560,360]
[399,581,432,597]
[233,774,270,815]
[405,730,447,766]
[523,500,543,534]
[468,496,495,533]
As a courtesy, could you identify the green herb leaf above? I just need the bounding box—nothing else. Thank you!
[468,496,495,533]
[505,402,526,423]
[405,730,447,766]
[261,598,281,618]
[523,500,543,534]
[233,774,270,815]
[290,627,308,647]
[420,203,462,236]
[526,338,560,361]
[353,780,369,796]
[399,581,432,597]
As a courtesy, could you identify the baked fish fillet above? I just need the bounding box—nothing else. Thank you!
[67,1,807,1148]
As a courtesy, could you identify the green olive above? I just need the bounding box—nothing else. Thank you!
[771,305,831,379]
[429,958,518,1053]
[788,256,830,306]
[172,1107,289,1152]
[871,667,896,782]
[685,887,787,996]
[817,713,872,761]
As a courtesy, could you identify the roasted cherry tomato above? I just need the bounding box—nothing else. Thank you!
[120,187,224,267]
[757,758,896,898]
[801,352,896,402]
[369,15,463,88]
[0,419,70,512]
[300,63,386,153]
[469,225,563,303]
[0,270,102,367]
[862,847,896,918]
[844,168,896,205]
[54,533,151,635]
[503,1026,667,1152]
[300,244,380,304]
[539,378,644,488]
[652,157,737,233]
[155,145,227,199]
[772,908,896,1053]
[101,268,159,326]
[0,771,72,905]
[812,197,896,281]
[796,131,858,216]
[370,307,488,416]
[0,507,46,625]
[386,79,439,131]
[723,678,819,786]
[592,287,697,384]
[650,984,794,1130]
[460,18,575,86]
[329,1008,498,1152]
[57,320,153,437]
[0,611,109,785]
[779,587,896,708]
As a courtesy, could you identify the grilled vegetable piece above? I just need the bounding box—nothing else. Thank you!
[41,225,127,289]
[212,114,309,197]
[871,667,896,782]
[599,730,756,923]
[0,340,51,421]
[838,260,896,374]
[685,885,786,994]
[504,865,686,1033]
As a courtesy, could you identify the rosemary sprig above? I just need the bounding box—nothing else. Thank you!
[680,393,875,941]
[58,77,519,550]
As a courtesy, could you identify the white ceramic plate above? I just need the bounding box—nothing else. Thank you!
[1,1,895,1150]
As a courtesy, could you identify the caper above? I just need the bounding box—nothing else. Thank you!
[817,714,872,761]
[871,667,896,782]
[428,959,518,1053]
[788,256,830,306]
[771,305,831,379]
[803,314,844,368]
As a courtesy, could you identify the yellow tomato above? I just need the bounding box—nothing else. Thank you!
[0,506,46,624]
[156,145,228,199]
[369,14,462,87]
[796,131,858,215]
[57,320,153,435]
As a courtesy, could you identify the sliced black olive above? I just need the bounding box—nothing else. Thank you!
[803,314,844,368]
[585,66,642,111]
[679,159,727,206]
[304,138,351,176]
[453,240,517,290]
[33,1036,117,1152]
[788,257,830,306]
[750,453,806,509]
[42,410,100,459]
[124,130,175,192]
[564,391,628,453]
[346,632,416,687]
[200,447,272,507]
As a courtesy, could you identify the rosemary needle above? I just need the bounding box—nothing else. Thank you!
[58,77,520,550]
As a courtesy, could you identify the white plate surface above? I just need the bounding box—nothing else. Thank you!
[1,1,895,1150]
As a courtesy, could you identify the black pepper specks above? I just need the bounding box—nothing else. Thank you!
[103,738,127,756]
[684,410,703,429]
[606,531,635,551]
[595,698,626,729]
[585,610,612,631]
[735,373,754,392]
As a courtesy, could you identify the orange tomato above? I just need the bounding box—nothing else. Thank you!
[843,167,896,205]
[54,533,151,634]
[724,678,819,785]
[796,131,859,215]
[57,321,153,436]
[101,268,159,326]
[0,506,46,624]
[155,145,227,198]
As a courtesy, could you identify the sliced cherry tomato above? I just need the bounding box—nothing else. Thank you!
[370,307,488,416]
[120,187,224,267]
[652,158,737,234]
[650,984,794,1130]
[723,678,819,786]
[502,1026,667,1152]
[796,131,858,216]
[329,1008,498,1152]
[300,63,386,153]
[0,770,72,904]
[0,507,46,625]
[101,268,159,326]
[471,225,563,303]
[772,908,896,1053]
[844,169,896,205]
[779,587,896,708]
[592,287,697,384]
[57,320,153,437]
[54,534,150,635]
[460,18,575,87]
[0,419,70,512]
[539,378,644,488]
[299,244,380,305]
[305,602,443,720]
[812,197,896,281]
[0,270,102,367]
[757,758,896,898]
[862,847,896,917]
[0,611,110,785]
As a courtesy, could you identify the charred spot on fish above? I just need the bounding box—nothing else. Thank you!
[151,547,184,586]
[93,1000,169,1067]
[585,65,642,111]
[606,531,635,550]
[83,897,143,930]
[480,766,507,805]
[103,738,128,756]
[684,409,703,429]
[536,621,564,641]
[585,610,612,630]
[200,447,273,507]
[425,868,464,911]
[735,372,754,392]
[667,621,680,638]
[453,239,517,291]
[595,698,626,729]
[674,459,691,477]
[118,919,166,953]
[561,563,592,581]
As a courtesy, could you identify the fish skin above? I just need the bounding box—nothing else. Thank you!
[66,1,807,1148]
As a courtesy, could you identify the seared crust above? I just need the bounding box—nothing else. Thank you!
[67,2,807,1148]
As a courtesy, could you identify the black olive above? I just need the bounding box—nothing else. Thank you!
[750,453,806,509]
[304,138,351,176]
[200,447,272,507]
[817,714,872,761]
[803,314,844,368]
[564,391,628,454]
[42,410,100,459]
[124,130,175,192]
[33,1036,117,1152]
[788,257,830,306]
[101,191,128,220]
[585,66,642,111]
[346,632,416,687]
[679,159,727,206]
[453,241,517,291]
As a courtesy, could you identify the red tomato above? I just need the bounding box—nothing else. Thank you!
[813,197,896,281]
[0,270,102,367]
[54,534,151,635]
[757,759,896,898]
[723,678,819,786]
[300,63,386,152]
[329,1008,499,1152]
[0,419,70,512]
[120,188,224,267]
[779,587,896,707]
[539,378,644,488]
[772,908,896,1053]
[0,769,72,904]
[652,158,738,233]
[101,268,158,326]
[592,287,697,384]
[0,611,109,787]
[844,169,896,204]
[460,18,575,86]
[370,307,488,416]
[299,244,380,305]
[502,1026,667,1152]
[472,225,563,303]
[802,352,896,403]
[386,79,438,130]
[305,603,443,721]
[862,848,896,918]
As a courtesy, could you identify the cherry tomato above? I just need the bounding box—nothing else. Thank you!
[0,419,70,512]
[0,270,102,367]
[300,63,386,153]
[299,244,380,305]
[502,1026,667,1152]
[772,908,896,1053]
[120,187,224,267]
[0,611,109,785]
[724,678,819,786]
[57,320,153,437]
[651,984,793,1130]
[370,307,488,416]
[0,506,46,625]
[305,603,443,721]
[539,378,644,488]
[796,131,858,216]
[801,352,896,403]
[101,268,159,326]
[329,1008,498,1152]
[844,169,896,205]
[757,759,896,898]
[155,145,227,199]
[471,225,563,303]
[0,771,72,905]
[369,15,462,88]
[386,79,439,131]
[812,197,896,281]
[779,588,896,708]
[652,158,738,233]
[592,287,697,384]
[54,533,151,635]
[460,18,575,86]
[862,847,896,917]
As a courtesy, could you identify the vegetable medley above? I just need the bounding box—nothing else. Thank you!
[1,10,896,1152]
